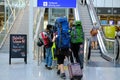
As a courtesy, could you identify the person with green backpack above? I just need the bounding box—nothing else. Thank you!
[70,20,84,69]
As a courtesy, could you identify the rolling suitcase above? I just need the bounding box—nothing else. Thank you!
[68,52,83,80]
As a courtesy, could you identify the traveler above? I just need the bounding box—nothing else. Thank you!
[52,33,71,79]
[54,17,71,79]
[43,24,53,70]
[90,23,98,49]
[56,48,70,79]
[70,21,84,69]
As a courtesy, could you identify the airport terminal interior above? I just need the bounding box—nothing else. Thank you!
[0,0,120,80]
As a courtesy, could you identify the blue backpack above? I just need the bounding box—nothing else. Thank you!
[55,17,70,49]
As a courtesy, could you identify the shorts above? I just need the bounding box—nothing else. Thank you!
[57,48,69,64]
[91,35,97,42]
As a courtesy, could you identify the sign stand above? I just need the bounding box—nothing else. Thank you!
[9,34,27,64]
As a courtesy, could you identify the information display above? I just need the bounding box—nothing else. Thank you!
[101,20,108,25]
[37,0,76,8]
[9,34,27,64]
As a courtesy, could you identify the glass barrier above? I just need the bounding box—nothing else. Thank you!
[33,9,41,35]
[48,8,69,25]
[33,8,45,65]
[0,0,27,48]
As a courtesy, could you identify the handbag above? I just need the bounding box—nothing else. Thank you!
[37,38,43,47]
[90,29,98,36]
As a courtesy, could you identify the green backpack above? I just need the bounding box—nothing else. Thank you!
[71,21,84,43]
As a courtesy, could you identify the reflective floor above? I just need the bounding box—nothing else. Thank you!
[0,53,120,80]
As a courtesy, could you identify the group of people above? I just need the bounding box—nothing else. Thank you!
[39,20,100,79]
[40,20,84,79]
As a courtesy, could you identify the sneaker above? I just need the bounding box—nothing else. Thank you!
[60,73,66,79]
[81,66,83,69]
[57,70,60,75]
[45,65,47,68]
[47,67,52,70]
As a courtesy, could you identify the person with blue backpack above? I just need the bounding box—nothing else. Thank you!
[54,17,71,79]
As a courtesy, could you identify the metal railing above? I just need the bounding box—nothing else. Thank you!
[84,38,91,64]
[33,8,45,65]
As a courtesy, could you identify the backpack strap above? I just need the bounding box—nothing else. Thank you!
[59,23,62,49]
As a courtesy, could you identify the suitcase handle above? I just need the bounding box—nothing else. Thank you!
[68,51,76,64]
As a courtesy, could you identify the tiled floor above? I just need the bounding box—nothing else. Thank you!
[0,53,120,80]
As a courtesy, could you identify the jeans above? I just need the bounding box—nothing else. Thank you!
[45,47,52,67]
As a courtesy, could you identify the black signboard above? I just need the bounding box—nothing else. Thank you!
[9,34,27,64]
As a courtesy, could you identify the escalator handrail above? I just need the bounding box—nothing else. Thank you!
[87,38,91,60]
[83,37,91,63]
[87,0,101,26]
[115,37,120,60]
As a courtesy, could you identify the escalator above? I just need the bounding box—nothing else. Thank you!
[74,0,120,67]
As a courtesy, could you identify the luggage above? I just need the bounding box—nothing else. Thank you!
[39,32,50,46]
[39,31,53,48]
[55,17,70,49]
[71,20,84,43]
[37,38,43,47]
[68,52,83,80]
[68,63,83,80]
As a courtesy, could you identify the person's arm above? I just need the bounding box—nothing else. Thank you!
[52,36,56,42]
[52,33,57,42]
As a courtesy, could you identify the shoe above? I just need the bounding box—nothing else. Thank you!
[81,66,83,69]
[45,65,47,68]
[47,67,52,70]
[60,73,66,79]
[57,70,60,75]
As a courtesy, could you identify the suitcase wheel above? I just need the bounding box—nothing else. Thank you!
[71,78,81,80]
